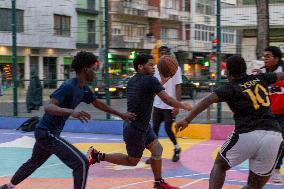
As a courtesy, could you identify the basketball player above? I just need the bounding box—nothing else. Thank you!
[87,54,191,189]
[146,46,182,164]
[0,51,135,189]
[176,55,284,189]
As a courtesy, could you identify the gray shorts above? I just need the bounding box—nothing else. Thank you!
[123,121,157,158]
[220,130,283,176]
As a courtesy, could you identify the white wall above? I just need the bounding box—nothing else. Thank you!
[222,4,284,28]
[0,0,77,49]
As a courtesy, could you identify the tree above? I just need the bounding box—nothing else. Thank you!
[255,0,269,59]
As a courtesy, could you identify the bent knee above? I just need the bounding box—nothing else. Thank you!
[151,142,163,160]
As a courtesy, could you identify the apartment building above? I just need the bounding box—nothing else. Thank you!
[222,0,284,61]
[109,0,237,79]
[0,0,77,88]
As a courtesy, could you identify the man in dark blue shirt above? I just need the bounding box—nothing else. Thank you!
[88,54,191,189]
[0,51,134,189]
[176,55,284,189]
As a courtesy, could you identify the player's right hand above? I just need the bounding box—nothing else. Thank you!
[175,119,189,133]
[71,110,91,123]
[181,102,192,111]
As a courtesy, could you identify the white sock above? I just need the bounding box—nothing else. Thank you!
[174,144,180,150]
[7,183,16,189]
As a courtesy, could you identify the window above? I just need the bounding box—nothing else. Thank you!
[87,0,96,10]
[194,24,215,42]
[0,8,24,32]
[161,28,178,40]
[54,14,71,36]
[196,0,214,15]
[221,29,235,44]
[88,20,96,44]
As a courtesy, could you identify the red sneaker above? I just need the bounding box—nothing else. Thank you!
[87,146,99,166]
[154,179,180,189]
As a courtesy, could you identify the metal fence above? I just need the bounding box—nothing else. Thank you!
[0,78,234,124]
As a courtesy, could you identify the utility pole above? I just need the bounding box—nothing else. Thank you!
[216,0,222,123]
[12,0,18,116]
[104,0,111,119]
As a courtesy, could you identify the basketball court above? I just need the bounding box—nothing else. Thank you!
[0,129,283,189]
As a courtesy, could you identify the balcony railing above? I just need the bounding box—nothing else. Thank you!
[111,1,159,18]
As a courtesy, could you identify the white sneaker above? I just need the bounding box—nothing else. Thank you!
[271,169,282,183]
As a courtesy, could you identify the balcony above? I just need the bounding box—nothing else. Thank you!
[160,7,189,22]
[110,1,159,18]
[222,4,284,28]
[111,35,157,49]
[76,8,99,15]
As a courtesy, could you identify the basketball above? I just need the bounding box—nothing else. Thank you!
[157,55,178,77]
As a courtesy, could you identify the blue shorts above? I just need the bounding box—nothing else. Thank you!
[123,121,157,158]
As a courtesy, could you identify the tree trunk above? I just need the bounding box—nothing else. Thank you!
[255,0,269,59]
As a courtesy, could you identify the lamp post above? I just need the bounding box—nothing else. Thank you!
[12,0,18,116]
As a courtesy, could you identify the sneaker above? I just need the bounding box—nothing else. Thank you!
[271,169,282,183]
[172,148,181,162]
[154,179,179,189]
[145,158,152,164]
[87,146,99,165]
[0,184,9,189]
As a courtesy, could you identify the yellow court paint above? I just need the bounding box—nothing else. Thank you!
[174,124,211,140]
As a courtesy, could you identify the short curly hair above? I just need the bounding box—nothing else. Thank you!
[265,46,283,60]
[133,54,153,71]
[226,55,247,77]
[71,51,97,73]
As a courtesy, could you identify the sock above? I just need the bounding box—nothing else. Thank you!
[155,178,162,183]
[7,183,16,189]
[174,144,180,150]
[98,153,106,161]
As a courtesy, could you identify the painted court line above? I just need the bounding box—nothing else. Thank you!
[180,178,208,188]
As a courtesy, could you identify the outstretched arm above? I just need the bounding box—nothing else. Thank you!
[92,99,135,121]
[175,93,219,132]
[157,90,191,111]
[44,98,91,123]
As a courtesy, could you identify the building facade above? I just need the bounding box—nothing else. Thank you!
[222,0,284,61]
[109,0,237,79]
[0,0,77,88]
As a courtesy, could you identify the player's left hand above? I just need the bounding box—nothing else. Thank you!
[172,108,179,116]
[175,119,189,133]
[120,112,136,121]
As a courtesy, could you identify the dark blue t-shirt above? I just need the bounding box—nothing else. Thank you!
[37,78,96,135]
[127,73,164,131]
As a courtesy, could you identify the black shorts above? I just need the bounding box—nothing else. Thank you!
[123,121,157,158]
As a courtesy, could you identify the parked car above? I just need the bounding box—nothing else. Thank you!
[193,80,216,92]
[94,76,132,99]
[181,75,197,99]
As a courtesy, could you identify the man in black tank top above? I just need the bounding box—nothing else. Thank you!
[176,55,284,189]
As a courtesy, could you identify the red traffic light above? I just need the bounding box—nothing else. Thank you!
[212,39,219,44]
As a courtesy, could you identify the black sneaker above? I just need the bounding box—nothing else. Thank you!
[0,184,9,189]
[172,148,181,162]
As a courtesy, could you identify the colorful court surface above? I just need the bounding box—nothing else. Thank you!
[0,129,283,189]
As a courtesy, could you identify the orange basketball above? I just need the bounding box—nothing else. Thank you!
[157,55,178,77]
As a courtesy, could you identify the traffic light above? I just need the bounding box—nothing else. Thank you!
[212,39,219,52]
[129,51,137,60]
[200,59,210,67]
